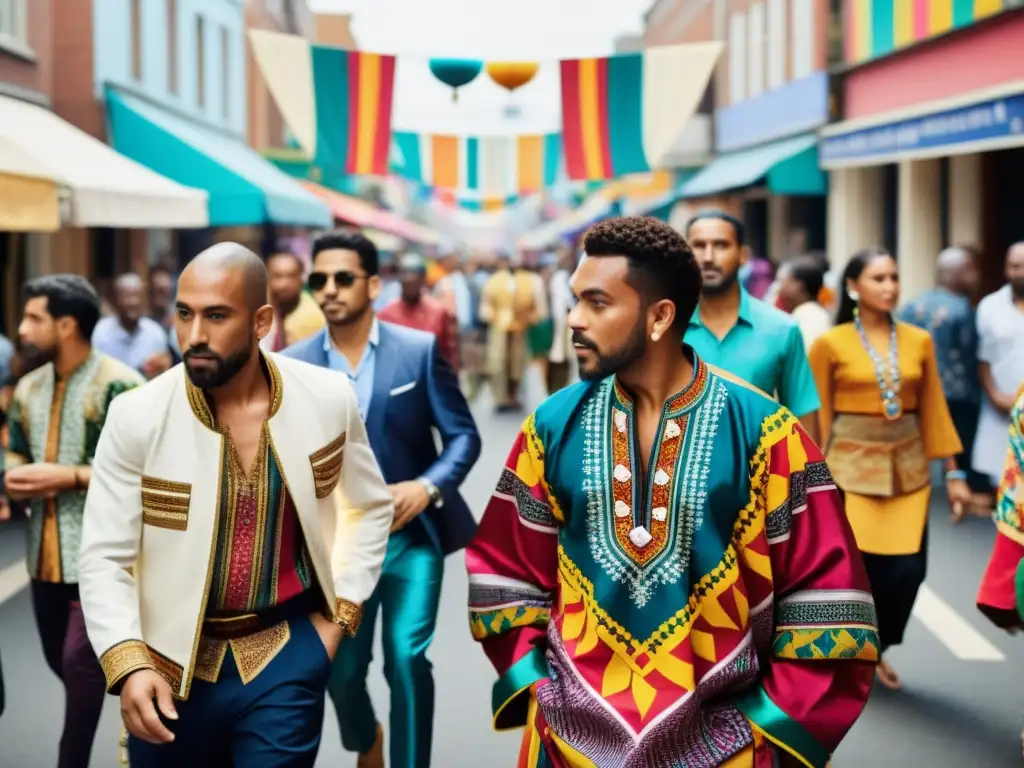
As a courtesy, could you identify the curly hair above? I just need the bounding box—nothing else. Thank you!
[583,216,702,332]
[311,229,379,276]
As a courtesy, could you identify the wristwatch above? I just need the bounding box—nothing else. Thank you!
[418,477,443,508]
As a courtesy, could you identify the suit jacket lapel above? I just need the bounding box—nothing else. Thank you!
[366,323,396,444]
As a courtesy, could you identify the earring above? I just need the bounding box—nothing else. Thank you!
[847,290,859,302]
[651,332,660,342]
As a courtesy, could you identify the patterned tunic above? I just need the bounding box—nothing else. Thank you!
[5,351,142,583]
[184,355,317,684]
[977,386,1024,628]
[467,356,879,768]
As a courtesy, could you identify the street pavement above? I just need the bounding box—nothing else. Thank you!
[0,369,1021,766]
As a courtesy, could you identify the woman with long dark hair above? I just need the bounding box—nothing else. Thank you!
[809,247,970,690]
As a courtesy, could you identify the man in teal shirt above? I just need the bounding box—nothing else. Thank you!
[684,211,821,441]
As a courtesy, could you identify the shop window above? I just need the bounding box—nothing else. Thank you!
[766,0,786,90]
[728,13,747,105]
[195,15,206,108]
[0,0,29,53]
[130,0,142,82]
[221,26,230,120]
[790,0,813,79]
[747,2,765,98]
[167,0,178,95]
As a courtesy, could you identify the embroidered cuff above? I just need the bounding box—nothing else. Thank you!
[492,647,548,731]
[99,640,156,693]
[333,598,363,636]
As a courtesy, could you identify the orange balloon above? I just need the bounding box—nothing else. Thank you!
[485,61,540,92]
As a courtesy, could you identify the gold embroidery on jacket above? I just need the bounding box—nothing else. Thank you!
[310,433,345,499]
[141,476,191,531]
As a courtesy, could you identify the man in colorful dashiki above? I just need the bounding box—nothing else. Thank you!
[467,217,878,768]
[976,385,1024,759]
[78,244,393,767]
[977,384,1024,630]
[898,246,988,510]
[1,275,144,768]
[684,211,821,443]
[285,230,481,768]
[379,252,460,371]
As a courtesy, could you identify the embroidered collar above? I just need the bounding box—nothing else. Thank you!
[612,348,709,416]
[185,350,284,432]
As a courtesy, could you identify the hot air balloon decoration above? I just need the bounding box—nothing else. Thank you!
[486,61,539,119]
[429,58,484,102]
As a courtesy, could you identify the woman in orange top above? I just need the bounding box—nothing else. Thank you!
[809,247,971,691]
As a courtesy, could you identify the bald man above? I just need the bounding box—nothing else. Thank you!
[78,243,395,767]
[92,272,173,379]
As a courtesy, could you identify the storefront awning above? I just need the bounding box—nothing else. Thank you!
[681,133,825,198]
[517,190,615,250]
[300,181,441,245]
[0,94,208,229]
[106,89,331,228]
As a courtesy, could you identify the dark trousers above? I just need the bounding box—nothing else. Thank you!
[947,399,992,493]
[860,527,929,652]
[128,615,330,768]
[30,580,106,768]
[329,527,444,768]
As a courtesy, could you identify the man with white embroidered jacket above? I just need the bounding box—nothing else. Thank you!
[78,244,394,767]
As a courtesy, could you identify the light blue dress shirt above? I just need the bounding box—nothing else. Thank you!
[91,316,170,372]
[324,318,379,420]
[685,289,821,417]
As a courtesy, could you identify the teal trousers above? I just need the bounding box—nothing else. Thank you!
[328,525,444,768]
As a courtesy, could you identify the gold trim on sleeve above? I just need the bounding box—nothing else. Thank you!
[333,598,363,636]
[99,639,155,693]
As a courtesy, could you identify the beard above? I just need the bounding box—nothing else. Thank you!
[700,265,740,297]
[575,321,647,381]
[321,295,372,327]
[183,340,252,389]
[19,342,56,369]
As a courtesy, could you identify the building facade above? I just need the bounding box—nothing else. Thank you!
[673,0,834,261]
[0,0,53,332]
[246,0,313,152]
[823,2,1024,299]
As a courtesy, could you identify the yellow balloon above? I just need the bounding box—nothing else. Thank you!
[485,61,540,92]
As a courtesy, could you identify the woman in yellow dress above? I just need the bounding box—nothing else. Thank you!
[809,246,971,690]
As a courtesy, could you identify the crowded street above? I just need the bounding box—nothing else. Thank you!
[0,373,1021,767]
[4,0,1024,766]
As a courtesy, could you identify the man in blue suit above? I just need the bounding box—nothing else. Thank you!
[283,230,481,768]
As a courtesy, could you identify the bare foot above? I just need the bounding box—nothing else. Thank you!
[876,658,901,690]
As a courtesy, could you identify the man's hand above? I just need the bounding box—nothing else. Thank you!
[4,463,75,500]
[947,478,972,524]
[0,497,10,521]
[389,481,431,532]
[309,612,343,661]
[120,669,177,745]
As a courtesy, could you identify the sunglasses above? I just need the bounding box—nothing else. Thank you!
[307,271,367,291]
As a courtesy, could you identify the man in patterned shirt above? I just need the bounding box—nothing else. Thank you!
[2,274,143,768]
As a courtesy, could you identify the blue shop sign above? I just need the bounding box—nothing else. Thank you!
[821,92,1024,165]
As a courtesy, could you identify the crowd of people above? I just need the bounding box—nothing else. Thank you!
[0,213,1020,767]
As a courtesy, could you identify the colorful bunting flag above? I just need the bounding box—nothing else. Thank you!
[559,53,648,182]
[311,48,396,176]
[390,131,561,195]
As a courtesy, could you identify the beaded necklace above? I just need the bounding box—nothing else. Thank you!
[854,314,903,421]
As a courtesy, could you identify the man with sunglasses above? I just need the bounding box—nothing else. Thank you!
[284,230,481,768]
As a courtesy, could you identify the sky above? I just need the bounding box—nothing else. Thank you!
[306,0,652,134]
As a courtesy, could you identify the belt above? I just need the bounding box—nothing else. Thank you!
[202,589,323,640]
